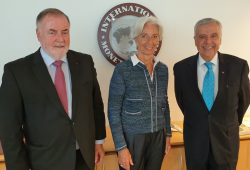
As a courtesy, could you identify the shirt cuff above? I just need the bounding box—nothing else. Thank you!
[116,144,127,152]
[95,139,105,144]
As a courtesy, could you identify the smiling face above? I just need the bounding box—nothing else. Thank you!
[36,14,70,60]
[135,23,159,58]
[194,22,222,62]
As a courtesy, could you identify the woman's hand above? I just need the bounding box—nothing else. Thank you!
[118,148,134,170]
[165,137,171,156]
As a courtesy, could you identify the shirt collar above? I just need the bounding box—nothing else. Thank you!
[197,52,218,67]
[130,54,159,66]
[40,48,67,67]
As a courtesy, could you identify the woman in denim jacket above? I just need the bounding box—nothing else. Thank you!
[108,16,172,170]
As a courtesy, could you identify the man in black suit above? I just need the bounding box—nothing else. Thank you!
[174,18,250,170]
[0,8,106,170]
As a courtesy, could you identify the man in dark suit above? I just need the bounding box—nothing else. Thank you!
[0,8,106,170]
[174,18,250,170]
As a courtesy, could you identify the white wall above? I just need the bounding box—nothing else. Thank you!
[0,0,250,125]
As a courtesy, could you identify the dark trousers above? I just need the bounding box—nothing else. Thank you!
[120,129,166,170]
[75,149,91,170]
[186,142,237,170]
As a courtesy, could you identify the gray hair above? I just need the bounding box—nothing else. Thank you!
[133,16,164,40]
[194,18,222,37]
[36,8,70,28]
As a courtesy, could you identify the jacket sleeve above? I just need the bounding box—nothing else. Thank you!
[90,56,106,140]
[108,65,127,152]
[173,64,185,114]
[0,64,30,170]
[237,61,250,125]
[164,67,172,137]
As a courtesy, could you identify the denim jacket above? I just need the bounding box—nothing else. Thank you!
[108,55,172,151]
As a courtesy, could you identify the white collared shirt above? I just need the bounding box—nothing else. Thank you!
[40,48,73,118]
[40,48,104,146]
[197,53,219,100]
[131,54,160,81]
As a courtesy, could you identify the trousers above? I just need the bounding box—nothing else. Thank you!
[120,129,166,170]
[186,141,237,170]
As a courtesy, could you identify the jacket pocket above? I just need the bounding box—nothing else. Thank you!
[227,124,239,137]
[125,111,142,115]
[81,81,91,86]
[28,140,48,148]
[124,98,142,115]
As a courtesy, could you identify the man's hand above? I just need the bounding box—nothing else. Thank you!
[95,144,105,165]
[118,148,134,170]
[165,137,171,156]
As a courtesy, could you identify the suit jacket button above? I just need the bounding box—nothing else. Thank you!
[205,131,209,134]
[153,82,156,85]
[72,122,75,125]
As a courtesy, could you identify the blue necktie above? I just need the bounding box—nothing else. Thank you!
[202,62,214,111]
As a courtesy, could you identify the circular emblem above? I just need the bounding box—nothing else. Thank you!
[97,3,162,66]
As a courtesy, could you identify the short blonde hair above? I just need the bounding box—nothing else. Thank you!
[133,16,163,40]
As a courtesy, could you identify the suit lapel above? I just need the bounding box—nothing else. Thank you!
[67,51,80,120]
[31,49,70,119]
[188,53,208,109]
[211,52,229,112]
